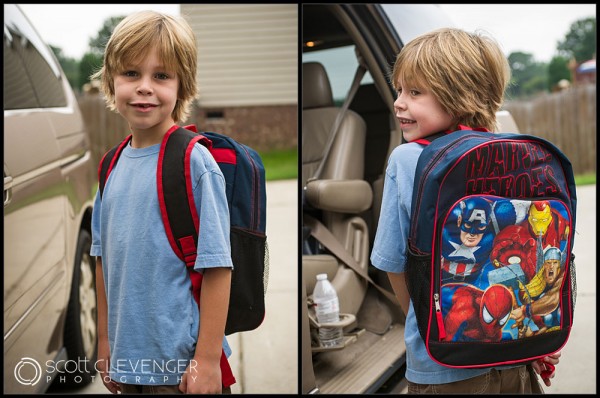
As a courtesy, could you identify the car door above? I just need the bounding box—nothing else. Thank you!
[4,4,71,392]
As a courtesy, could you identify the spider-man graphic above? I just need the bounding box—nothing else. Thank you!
[441,283,514,342]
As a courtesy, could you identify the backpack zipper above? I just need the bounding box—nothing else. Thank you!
[434,293,446,340]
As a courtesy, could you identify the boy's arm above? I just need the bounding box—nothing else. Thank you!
[95,257,120,394]
[387,272,411,316]
[180,266,232,394]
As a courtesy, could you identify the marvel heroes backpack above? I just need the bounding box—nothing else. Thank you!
[98,125,268,336]
[406,127,577,368]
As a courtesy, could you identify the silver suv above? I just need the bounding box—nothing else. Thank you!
[4,4,97,393]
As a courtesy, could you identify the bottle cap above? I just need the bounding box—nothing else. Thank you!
[316,273,327,280]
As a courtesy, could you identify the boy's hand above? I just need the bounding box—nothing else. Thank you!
[532,352,561,387]
[179,359,222,394]
[97,337,120,394]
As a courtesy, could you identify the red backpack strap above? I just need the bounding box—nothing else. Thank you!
[157,125,211,267]
[98,135,132,198]
[412,125,490,146]
[412,131,448,146]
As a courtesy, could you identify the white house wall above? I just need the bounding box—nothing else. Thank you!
[181,4,298,107]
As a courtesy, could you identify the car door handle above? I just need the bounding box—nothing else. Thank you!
[4,175,13,206]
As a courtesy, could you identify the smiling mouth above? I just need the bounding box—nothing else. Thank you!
[398,117,415,124]
[131,103,157,108]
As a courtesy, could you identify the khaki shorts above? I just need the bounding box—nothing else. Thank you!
[407,365,544,394]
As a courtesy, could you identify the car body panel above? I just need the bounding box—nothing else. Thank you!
[3,4,95,393]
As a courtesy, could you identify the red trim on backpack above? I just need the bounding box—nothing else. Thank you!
[413,138,435,145]
[211,148,237,165]
[183,124,198,133]
[157,125,183,261]
[413,125,490,146]
[179,236,197,267]
[220,350,236,387]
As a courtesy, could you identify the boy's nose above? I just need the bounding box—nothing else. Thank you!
[136,77,153,95]
[393,95,406,111]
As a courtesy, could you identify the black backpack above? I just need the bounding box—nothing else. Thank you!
[98,125,268,336]
[406,127,576,368]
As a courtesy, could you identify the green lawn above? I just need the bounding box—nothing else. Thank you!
[575,173,596,186]
[260,148,298,181]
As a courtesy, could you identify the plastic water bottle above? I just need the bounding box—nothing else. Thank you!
[313,273,343,347]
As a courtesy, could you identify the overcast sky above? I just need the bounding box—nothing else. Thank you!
[17,4,596,62]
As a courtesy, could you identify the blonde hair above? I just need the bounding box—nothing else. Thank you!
[91,10,198,123]
[391,28,510,131]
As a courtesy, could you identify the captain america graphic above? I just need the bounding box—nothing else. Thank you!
[440,197,530,289]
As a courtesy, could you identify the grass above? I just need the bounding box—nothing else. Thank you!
[260,148,298,181]
[575,173,596,186]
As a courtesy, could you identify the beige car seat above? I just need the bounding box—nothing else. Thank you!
[302,61,371,317]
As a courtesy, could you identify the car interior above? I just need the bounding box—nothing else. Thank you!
[301,5,407,393]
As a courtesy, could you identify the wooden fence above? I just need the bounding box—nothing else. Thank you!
[78,94,130,170]
[503,83,596,176]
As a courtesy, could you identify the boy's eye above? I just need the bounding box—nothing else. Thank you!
[123,70,137,77]
[409,89,420,96]
[155,73,170,80]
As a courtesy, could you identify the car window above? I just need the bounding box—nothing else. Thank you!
[3,5,66,110]
[303,45,373,104]
[4,28,38,109]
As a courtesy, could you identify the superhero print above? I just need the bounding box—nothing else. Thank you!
[438,196,571,342]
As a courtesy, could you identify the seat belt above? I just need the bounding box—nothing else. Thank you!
[304,214,400,308]
[308,51,368,184]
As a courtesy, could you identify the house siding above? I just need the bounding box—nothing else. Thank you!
[181,4,298,151]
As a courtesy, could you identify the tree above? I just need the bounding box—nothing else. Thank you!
[557,17,596,63]
[547,55,571,91]
[79,52,103,90]
[89,16,125,55]
[50,45,80,92]
[79,16,125,89]
[506,51,548,99]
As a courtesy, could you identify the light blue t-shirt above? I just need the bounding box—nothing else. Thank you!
[370,142,493,384]
[91,138,233,385]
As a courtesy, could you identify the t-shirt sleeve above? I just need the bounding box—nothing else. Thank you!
[370,143,423,274]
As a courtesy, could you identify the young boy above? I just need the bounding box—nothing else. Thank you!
[370,27,560,394]
[90,11,234,394]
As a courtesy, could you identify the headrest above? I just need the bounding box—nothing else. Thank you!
[302,62,333,109]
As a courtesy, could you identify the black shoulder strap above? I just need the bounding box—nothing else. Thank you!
[158,126,212,267]
[98,135,132,198]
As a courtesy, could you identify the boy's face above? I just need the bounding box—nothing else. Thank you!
[393,78,454,142]
[113,46,179,138]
